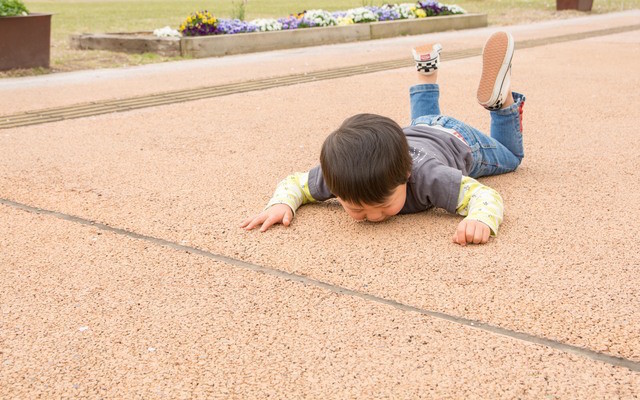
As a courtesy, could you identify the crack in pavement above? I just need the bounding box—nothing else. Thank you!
[2,196,639,373]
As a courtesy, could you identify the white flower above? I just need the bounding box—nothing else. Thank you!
[304,9,337,27]
[394,4,417,19]
[448,4,467,14]
[153,26,181,37]
[345,7,378,23]
[250,18,283,32]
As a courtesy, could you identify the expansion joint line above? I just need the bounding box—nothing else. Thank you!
[1,24,639,130]
[1,196,639,373]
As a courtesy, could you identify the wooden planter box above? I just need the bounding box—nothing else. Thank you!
[70,13,487,59]
[183,13,487,58]
[0,13,52,71]
[556,0,593,11]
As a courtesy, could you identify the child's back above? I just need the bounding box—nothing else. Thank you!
[242,32,525,246]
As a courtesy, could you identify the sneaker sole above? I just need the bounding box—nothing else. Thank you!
[413,43,442,61]
[477,32,514,107]
[412,43,438,61]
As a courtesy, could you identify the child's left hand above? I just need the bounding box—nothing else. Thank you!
[452,219,491,245]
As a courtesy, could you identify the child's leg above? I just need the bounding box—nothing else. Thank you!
[477,31,525,160]
[459,31,525,178]
[410,84,440,121]
[409,44,442,121]
[426,96,524,178]
[430,115,523,178]
[489,92,525,160]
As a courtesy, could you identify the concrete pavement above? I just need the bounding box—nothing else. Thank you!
[1,10,639,398]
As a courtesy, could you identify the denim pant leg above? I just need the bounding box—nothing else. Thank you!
[490,92,526,160]
[409,84,441,121]
[460,92,526,177]
[409,85,525,178]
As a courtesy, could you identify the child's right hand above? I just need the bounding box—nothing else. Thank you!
[240,204,294,232]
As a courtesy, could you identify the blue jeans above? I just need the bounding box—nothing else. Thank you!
[409,84,525,178]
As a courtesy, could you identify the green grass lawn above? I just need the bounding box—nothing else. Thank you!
[6,0,637,77]
[26,0,396,41]
[24,0,639,41]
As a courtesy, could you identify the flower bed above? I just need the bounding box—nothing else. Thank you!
[174,2,467,39]
[70,11,487,58]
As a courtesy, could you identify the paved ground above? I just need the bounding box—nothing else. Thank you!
[1,10,640,398]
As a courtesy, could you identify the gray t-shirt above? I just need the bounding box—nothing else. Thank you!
[308,124,473,214]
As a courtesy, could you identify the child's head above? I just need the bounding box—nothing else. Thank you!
[320,113,411,222]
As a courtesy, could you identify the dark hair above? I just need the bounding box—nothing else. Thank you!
[320,113,411,206]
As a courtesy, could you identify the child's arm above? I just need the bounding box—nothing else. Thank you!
[453,176,504,245]
[241,172,317,232]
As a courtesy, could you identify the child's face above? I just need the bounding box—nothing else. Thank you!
[337,184,407,223]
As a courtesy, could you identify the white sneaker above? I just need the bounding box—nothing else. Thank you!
[477,32,514,110]
[412,43,443,76]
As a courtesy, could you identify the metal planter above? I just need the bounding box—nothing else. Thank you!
[556,0,594,11]
[0,13,52,71]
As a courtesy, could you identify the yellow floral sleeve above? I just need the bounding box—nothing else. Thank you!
[456,176,504,235]
[265,172,317,214]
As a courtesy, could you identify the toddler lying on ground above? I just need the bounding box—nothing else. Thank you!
[242,31,525,245]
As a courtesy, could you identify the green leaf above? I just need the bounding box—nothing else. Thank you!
[0,0,30,17]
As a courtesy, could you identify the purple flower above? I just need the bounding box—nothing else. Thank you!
[215,19,257,35]
[297,18,315,28]
[417,1,452,16]
[365,5,400,21]
[278,15,301,30]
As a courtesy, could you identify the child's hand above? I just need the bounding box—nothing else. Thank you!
[452,219,491,245]
[241,204,294,232]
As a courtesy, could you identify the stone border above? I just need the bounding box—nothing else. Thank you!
[70,13,487,58]
[70,32,182,57]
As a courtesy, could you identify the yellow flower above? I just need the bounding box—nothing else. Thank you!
[415,9,427,18]
[186,16,192,23]
[337,17,354,26]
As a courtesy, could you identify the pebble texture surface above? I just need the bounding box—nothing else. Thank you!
[1,10,640,398]
[1,11,638,114]
[2,207,640,397]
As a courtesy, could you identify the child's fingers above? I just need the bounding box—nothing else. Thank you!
[244,214,267,230]
[466,222,477,244]
[455,221,491,245]
[482,226,490,243]
[240,215,254,228]
[282,210,292,226]
[455,222,468,246]
[473,224,485,244]
[259,214,280,232]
